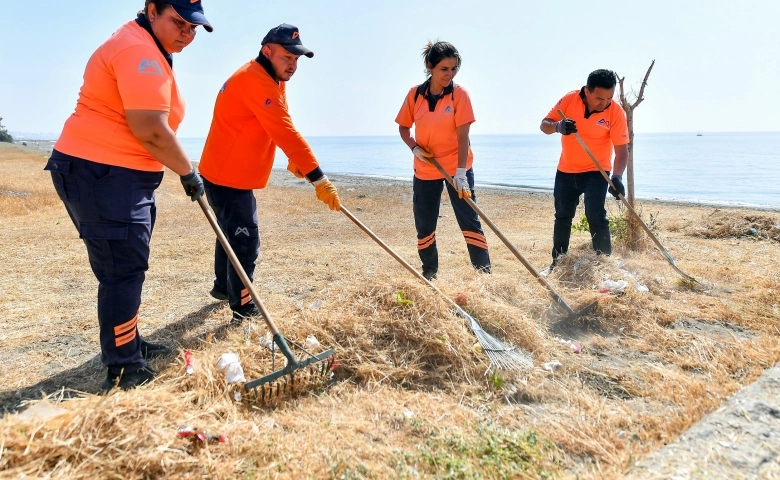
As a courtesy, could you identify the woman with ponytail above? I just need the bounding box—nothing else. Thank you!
[395,41,491,280]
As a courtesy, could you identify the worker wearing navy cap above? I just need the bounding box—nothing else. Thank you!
[45,0,212,391]
[199,24,340,323]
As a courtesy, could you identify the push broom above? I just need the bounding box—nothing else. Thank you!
[197,197,336,402]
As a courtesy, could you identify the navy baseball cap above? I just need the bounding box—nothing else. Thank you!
[261,24,313,58]
[168,0,213,32]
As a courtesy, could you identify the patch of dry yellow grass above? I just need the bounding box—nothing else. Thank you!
[0,142,778,478]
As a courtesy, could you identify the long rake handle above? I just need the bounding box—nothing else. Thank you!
[426,157,577,315]
[340,206,464,314]
[556,109,700,284]
[197,196,282,337]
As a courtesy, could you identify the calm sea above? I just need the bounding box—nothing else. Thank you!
[180,132,780,209]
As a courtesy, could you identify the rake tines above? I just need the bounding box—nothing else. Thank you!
[465,312,534,370]
[244,343,337,405]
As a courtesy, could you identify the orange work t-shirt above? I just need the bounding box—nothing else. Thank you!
[54,20,184,172]
[395,83,475,180]
[546,88,628,173]
[198,60,320,190]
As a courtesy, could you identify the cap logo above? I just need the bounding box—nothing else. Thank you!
[292,32,299,39]
[190,0,199,3]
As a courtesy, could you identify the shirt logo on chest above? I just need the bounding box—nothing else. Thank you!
[137,59,163,77]
[596,118,610,129]
[444,106,453,115]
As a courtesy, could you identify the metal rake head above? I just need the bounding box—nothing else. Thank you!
[243,333,337,404]
[246,355,337,404]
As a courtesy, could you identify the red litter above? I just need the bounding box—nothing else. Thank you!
[177,426,228,444]
[184,350,194,375]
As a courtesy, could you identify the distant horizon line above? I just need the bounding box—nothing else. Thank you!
[9,130,780,141]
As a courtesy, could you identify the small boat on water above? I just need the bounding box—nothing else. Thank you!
[696,133,703,136]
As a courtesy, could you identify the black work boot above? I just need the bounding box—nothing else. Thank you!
[231,305,260,326]
[140,340,173,360]
[101,366,157,392]
[422,270,438,281]
[209,285,228,301]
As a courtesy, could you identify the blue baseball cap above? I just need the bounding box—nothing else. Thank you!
[168,0,213,32]
[261,24,313,58]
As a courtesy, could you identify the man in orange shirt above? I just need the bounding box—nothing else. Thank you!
[198,24,340,323]
[540,69,629,271]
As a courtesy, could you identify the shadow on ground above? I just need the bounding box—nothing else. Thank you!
[0,302,231,416]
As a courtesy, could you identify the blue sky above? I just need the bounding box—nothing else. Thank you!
[1,1,778,138]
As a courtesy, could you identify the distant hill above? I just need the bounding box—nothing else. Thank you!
[9,131,59,141]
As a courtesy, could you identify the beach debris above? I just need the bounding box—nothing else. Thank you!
[258,333,274,351]
[304,335,321,350]
[555,337,582,353]
[183,350,195,375]
[18,400,67,423]
[216,353,246,384]
[177,426,229,445]
[542,360,563,372]
[403,409,415,419]
[309,299,323,309]
[454,292,468,306]
[600,279,629,294]
[472,341,484,354]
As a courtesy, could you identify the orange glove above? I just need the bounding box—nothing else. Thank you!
[313,177,341,211]
[287,162,304,179]
[412,145,433,164]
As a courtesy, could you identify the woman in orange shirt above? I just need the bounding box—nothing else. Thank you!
[44,0,212,391]
[395,41,490,280]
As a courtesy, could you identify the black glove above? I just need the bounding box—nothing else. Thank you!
[608,175,625,199]
[180,171,204,201]
[555,119,577,135]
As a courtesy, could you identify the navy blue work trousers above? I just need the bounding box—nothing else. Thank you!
[202,178,259,314]
[45,151,163,374]
[413,169,490,276]
[552,170,611,260]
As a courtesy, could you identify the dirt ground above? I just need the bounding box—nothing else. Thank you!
[0,142,779,479]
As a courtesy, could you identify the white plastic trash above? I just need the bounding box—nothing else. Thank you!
[542,360,563,372]
[258,333,274,351]
[216,353,247,384]
[304,335,320,350]
[600,279,629,293]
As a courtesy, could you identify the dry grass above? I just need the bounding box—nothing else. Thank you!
[0,142,779,479]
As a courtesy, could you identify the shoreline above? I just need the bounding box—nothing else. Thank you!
[7,140,779,212]
[283,171,780,213]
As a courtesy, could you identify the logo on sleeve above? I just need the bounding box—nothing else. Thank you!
[137,59,163,76]
[219,82,227,93]
[265,98,272,107]
[596,118,611,129]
